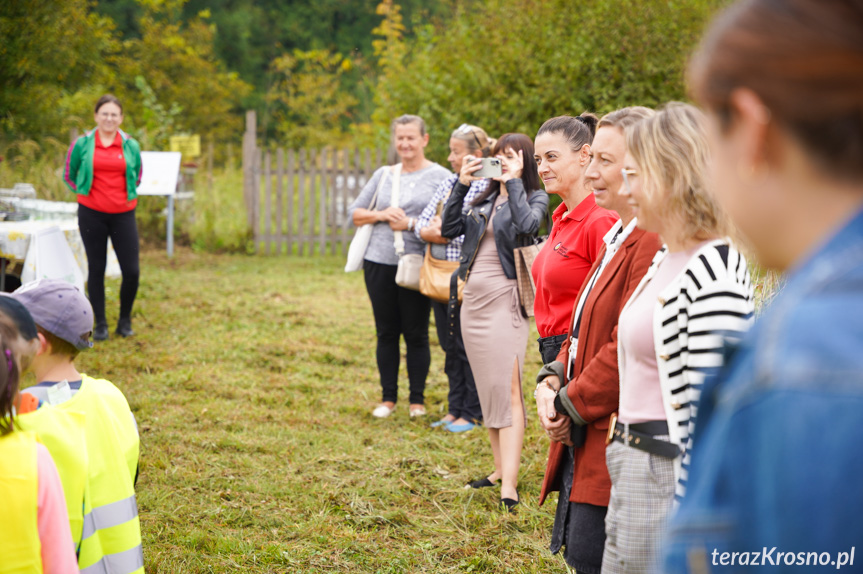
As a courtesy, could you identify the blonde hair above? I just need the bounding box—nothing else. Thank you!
[597,106,656,132]
[626,102,728,240]
[451,124,495,156]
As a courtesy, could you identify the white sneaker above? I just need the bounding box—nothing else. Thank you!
[372,404,394,418]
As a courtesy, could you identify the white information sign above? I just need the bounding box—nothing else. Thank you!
[137,151,181,196]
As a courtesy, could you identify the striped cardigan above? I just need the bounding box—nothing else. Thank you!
[617,239,754,501]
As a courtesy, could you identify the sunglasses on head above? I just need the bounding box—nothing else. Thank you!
[457,124,483,150]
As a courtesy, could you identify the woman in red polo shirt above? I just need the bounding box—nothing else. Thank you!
[64,95,142,341]
[531,115,619,364]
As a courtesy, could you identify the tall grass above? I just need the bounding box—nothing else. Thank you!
[0,138,70,200]
[73,248,561,573]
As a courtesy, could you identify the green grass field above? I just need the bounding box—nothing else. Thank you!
[69,248,566,573]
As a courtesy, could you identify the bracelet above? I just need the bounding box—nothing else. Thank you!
[533,380,555,400]
[407,218,415,231]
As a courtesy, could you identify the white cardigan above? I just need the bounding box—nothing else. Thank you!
[617,239,754,500]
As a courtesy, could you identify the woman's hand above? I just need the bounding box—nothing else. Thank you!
[535,376,560,425]
[389,216,414,231]
[378,206,406,223]
[546,414,574,446]
[459,156,483,185]
[494,149,524,183]
[419,216,449,244]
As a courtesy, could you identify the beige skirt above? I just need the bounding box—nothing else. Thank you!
[459,209,528,428]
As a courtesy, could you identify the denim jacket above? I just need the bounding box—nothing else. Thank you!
[663,207,863,573]
[440,178,548,280]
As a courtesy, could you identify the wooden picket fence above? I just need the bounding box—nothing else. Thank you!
[242,111,387,255]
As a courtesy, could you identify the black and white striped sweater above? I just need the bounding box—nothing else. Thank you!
[617,239,755,501]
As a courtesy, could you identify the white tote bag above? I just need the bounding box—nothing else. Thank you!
[390,165,422,290]
[345,170,387,272]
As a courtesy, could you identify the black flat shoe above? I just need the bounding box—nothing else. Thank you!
[501,493,519,513]
[93,323,109,342]
[115,318,135,338]
[467,477,499,489]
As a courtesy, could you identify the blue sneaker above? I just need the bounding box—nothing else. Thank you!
[446,421,477,433]
[430,418,452,428]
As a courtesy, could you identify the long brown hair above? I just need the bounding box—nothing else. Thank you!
[471,133,541,206]
[689,0,863,181]
[0,316,26,436]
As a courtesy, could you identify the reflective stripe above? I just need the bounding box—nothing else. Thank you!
[80,544,144,574]
[82,495,139,540]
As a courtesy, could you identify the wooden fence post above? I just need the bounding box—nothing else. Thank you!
[276,148,284,255]
[287,149,295,255]
[242,110,257,233]
[264,150,272,255]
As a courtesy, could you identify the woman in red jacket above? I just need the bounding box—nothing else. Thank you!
[533,107,661,574]
[64,94,143,341]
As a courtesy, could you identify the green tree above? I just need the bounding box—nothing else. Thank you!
[372,0,732,162]
[0,0,117,140]
[266,50,359,149]
[111,0,251,146]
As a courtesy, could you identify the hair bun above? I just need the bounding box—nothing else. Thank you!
[576,113,599,130]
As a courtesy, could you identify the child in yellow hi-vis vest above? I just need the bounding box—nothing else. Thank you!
[12,279,143,574]
[0,295,78,573]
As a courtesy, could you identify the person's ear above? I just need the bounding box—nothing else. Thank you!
[36,333,50,357]
[727,88,773,176]
[421,133,430,147]
[580,144,591,166]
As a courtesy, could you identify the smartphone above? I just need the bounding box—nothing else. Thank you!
[473,157,502,178]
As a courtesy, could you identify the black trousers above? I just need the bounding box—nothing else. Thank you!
[551,445,608,574]
[432,300,482,422]
[363,260,431,404]
[78,204,140,325]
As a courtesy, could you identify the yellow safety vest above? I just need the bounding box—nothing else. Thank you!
[75,375,143,574]
[0,430,42,574]
[17,375,143,574]
[16,405,88,547]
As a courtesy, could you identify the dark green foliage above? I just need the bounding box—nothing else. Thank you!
[374,0,733,162]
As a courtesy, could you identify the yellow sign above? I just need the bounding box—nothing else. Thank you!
[169,135,201,158]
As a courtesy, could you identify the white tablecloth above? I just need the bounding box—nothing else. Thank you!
[0,220,121,291]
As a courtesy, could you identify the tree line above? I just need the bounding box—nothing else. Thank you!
[1,0,730,164]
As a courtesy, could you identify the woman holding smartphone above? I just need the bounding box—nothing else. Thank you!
[441,133,548,511]
[531,114,619,364]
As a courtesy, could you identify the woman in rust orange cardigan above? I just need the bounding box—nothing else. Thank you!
[533,107,660,574]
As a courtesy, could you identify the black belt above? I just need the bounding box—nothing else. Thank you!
[611,420,681,459]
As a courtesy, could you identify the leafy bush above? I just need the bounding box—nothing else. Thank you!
[372,0,732,161]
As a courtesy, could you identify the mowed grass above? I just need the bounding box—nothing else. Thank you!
[70,248,565,573]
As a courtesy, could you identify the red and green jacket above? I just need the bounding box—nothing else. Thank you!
[63,128,142,200]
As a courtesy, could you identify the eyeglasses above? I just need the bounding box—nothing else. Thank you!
[457,123,483,150]
[621,168,637,195]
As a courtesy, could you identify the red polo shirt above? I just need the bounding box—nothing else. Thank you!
[531,194,618,337]
[78,132,137,213]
